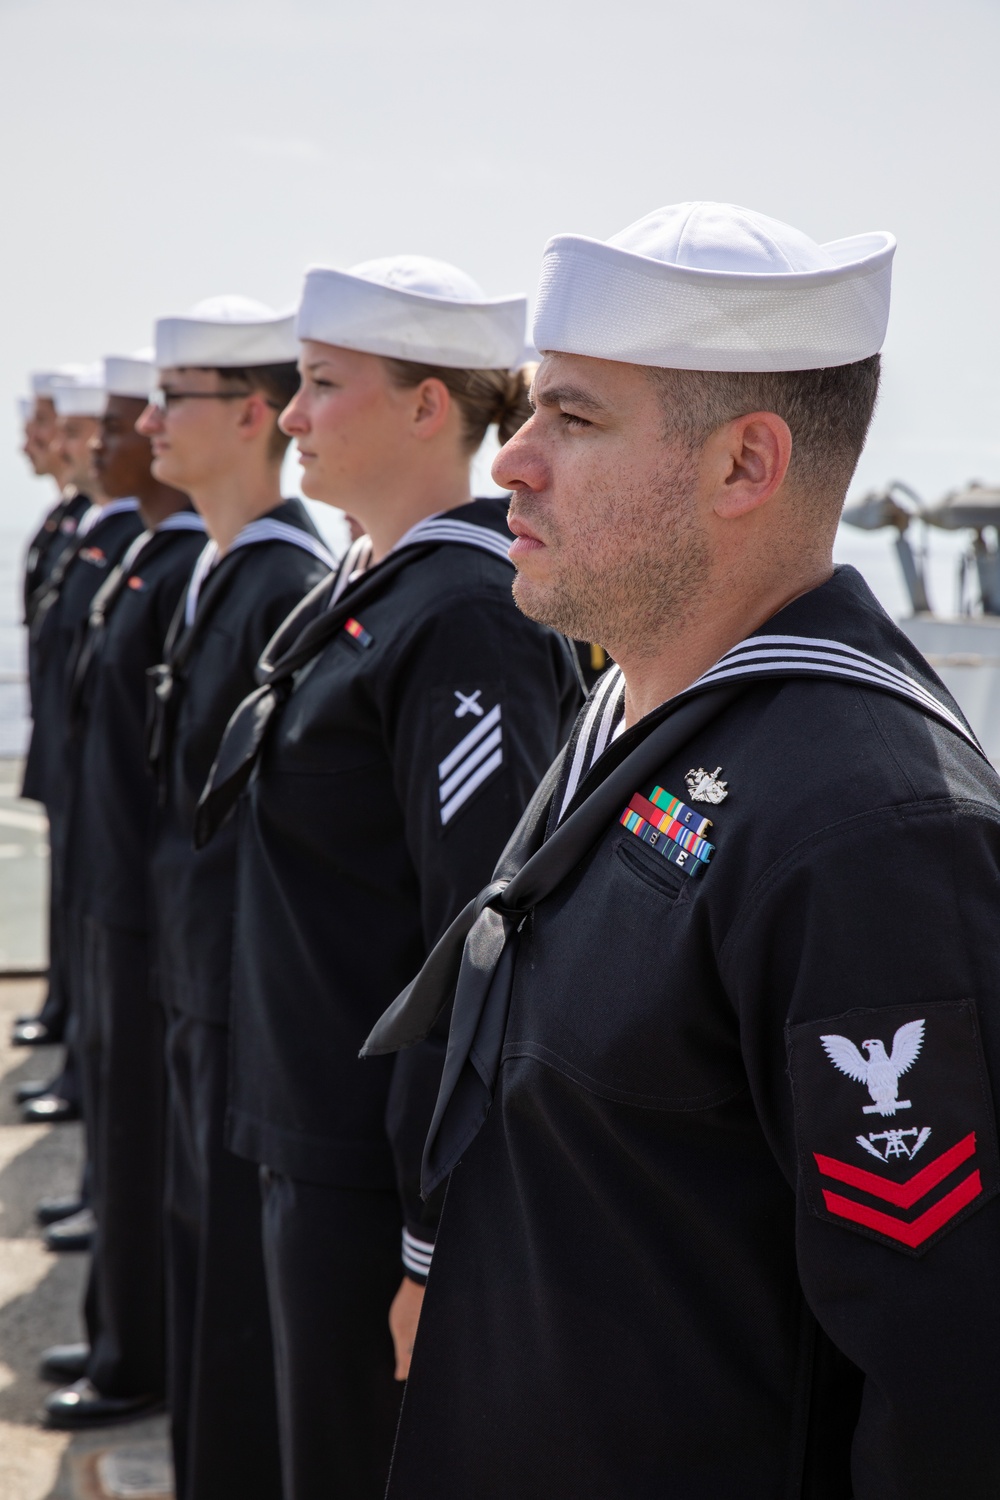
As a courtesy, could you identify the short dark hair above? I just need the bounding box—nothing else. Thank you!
[649,354,881,498]
[212,363,300,461]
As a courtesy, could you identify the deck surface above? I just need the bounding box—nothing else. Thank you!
[0,978,171,1499]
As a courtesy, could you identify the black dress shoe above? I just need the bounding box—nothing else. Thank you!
[43,1378,164,1430]
[44,1208,95,1252]
[39,1343,89,1382]
[36,1196,86,1227]
[22,1094,80,1124]
[11,1018,57,1046]
[16,1079,56,1104]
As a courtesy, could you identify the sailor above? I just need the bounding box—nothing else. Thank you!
[137,297,335,1500]
[18,368,145,1155]
[367,203,1000,1498]
[14,369,101,1058]
[195,255,582,1500]
[20,370,90,620]
[38,350,204,1427]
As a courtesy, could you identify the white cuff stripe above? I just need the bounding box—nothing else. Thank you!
[402,1229,434,1276]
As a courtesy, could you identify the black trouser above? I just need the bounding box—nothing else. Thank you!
[36,855,69,1036]
[37,812,81,1109]
[164,1010,282,1500]
[260,1169,403,1500]
[77,917,165,1397]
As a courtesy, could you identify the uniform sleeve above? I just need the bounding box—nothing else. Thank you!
[723,799,1000,1498]
[381,588,580,1278]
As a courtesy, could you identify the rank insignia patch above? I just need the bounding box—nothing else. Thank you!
[434,685,504,827]
[619,786,715,878]
[343,617,373,648]
[788,1000,999,1255]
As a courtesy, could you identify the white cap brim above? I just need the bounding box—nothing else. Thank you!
[296,267,527,370]
[532,229,896,371]
[53,385,107,417]
[155,313,298,369]
[103,353,155,399]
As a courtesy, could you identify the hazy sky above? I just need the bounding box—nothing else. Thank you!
[1,0,998,602]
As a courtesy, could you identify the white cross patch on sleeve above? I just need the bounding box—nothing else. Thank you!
[438,701,503,825]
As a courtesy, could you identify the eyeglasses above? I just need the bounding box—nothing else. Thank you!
[149,388,254,413]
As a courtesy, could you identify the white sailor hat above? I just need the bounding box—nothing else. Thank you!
[296,255,528,371]
[31,364,87,399]
[154,296,298,369]
[532,201,896,372]
[103,349,155,399]
[51,362,107,418]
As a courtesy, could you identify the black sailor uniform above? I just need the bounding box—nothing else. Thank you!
[63,511,207,1399]
[20,486,92,1038]
[23,501,145,1077]
[23,487,92,629]
[380,565,1000,1500]
[203,497,582,1500]
[146,499,333,1500]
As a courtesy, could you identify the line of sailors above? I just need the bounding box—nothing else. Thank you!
[13,262,589,1499]
[18,196,996,1500]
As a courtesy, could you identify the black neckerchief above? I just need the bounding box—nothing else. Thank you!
[23,491,85,622]
[145,544,261,794]
[68,520,201,732]
[145,503,320,793]
[361,566,989,1200]
[192,502,515,849]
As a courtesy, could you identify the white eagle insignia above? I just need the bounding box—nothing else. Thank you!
[820,1019,925,1117]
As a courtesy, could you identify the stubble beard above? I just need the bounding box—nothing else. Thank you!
[511,448,709,661]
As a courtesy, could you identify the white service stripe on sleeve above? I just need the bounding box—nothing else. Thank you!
[440,747,504,825]
[402,1229,434,1277]
[438,726,503,804]
[438,703,502,780]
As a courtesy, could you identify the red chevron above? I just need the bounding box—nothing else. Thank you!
[822,1171,982,1248]
[813,1132,976,1208]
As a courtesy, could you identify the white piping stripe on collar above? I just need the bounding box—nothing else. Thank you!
[184,518,336,626]
[718,634,957,714]
[391,514,513,565]
[116,530,154,576]
[325,513,513,617]
[78,497,140,537]
[557,631,981,824]
[702,648,957,729]
[558,666,625,819]
[156,512,207,534]
[697,633,978,749]
[329,535,374,609]
[113,513,206,584]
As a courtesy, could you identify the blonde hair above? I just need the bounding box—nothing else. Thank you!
[381,359,533,452]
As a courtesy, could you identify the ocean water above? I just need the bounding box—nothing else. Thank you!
[0,529,28,759]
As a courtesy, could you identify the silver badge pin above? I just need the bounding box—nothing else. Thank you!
[685,766,728,805]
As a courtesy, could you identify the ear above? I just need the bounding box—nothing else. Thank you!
[236,392,274,443]
[410,377,452,442]
[711,411,792,519]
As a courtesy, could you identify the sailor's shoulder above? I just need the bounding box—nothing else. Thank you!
[638,676,1000,904]
[232,536,332,590]
[763,670,1000,811]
